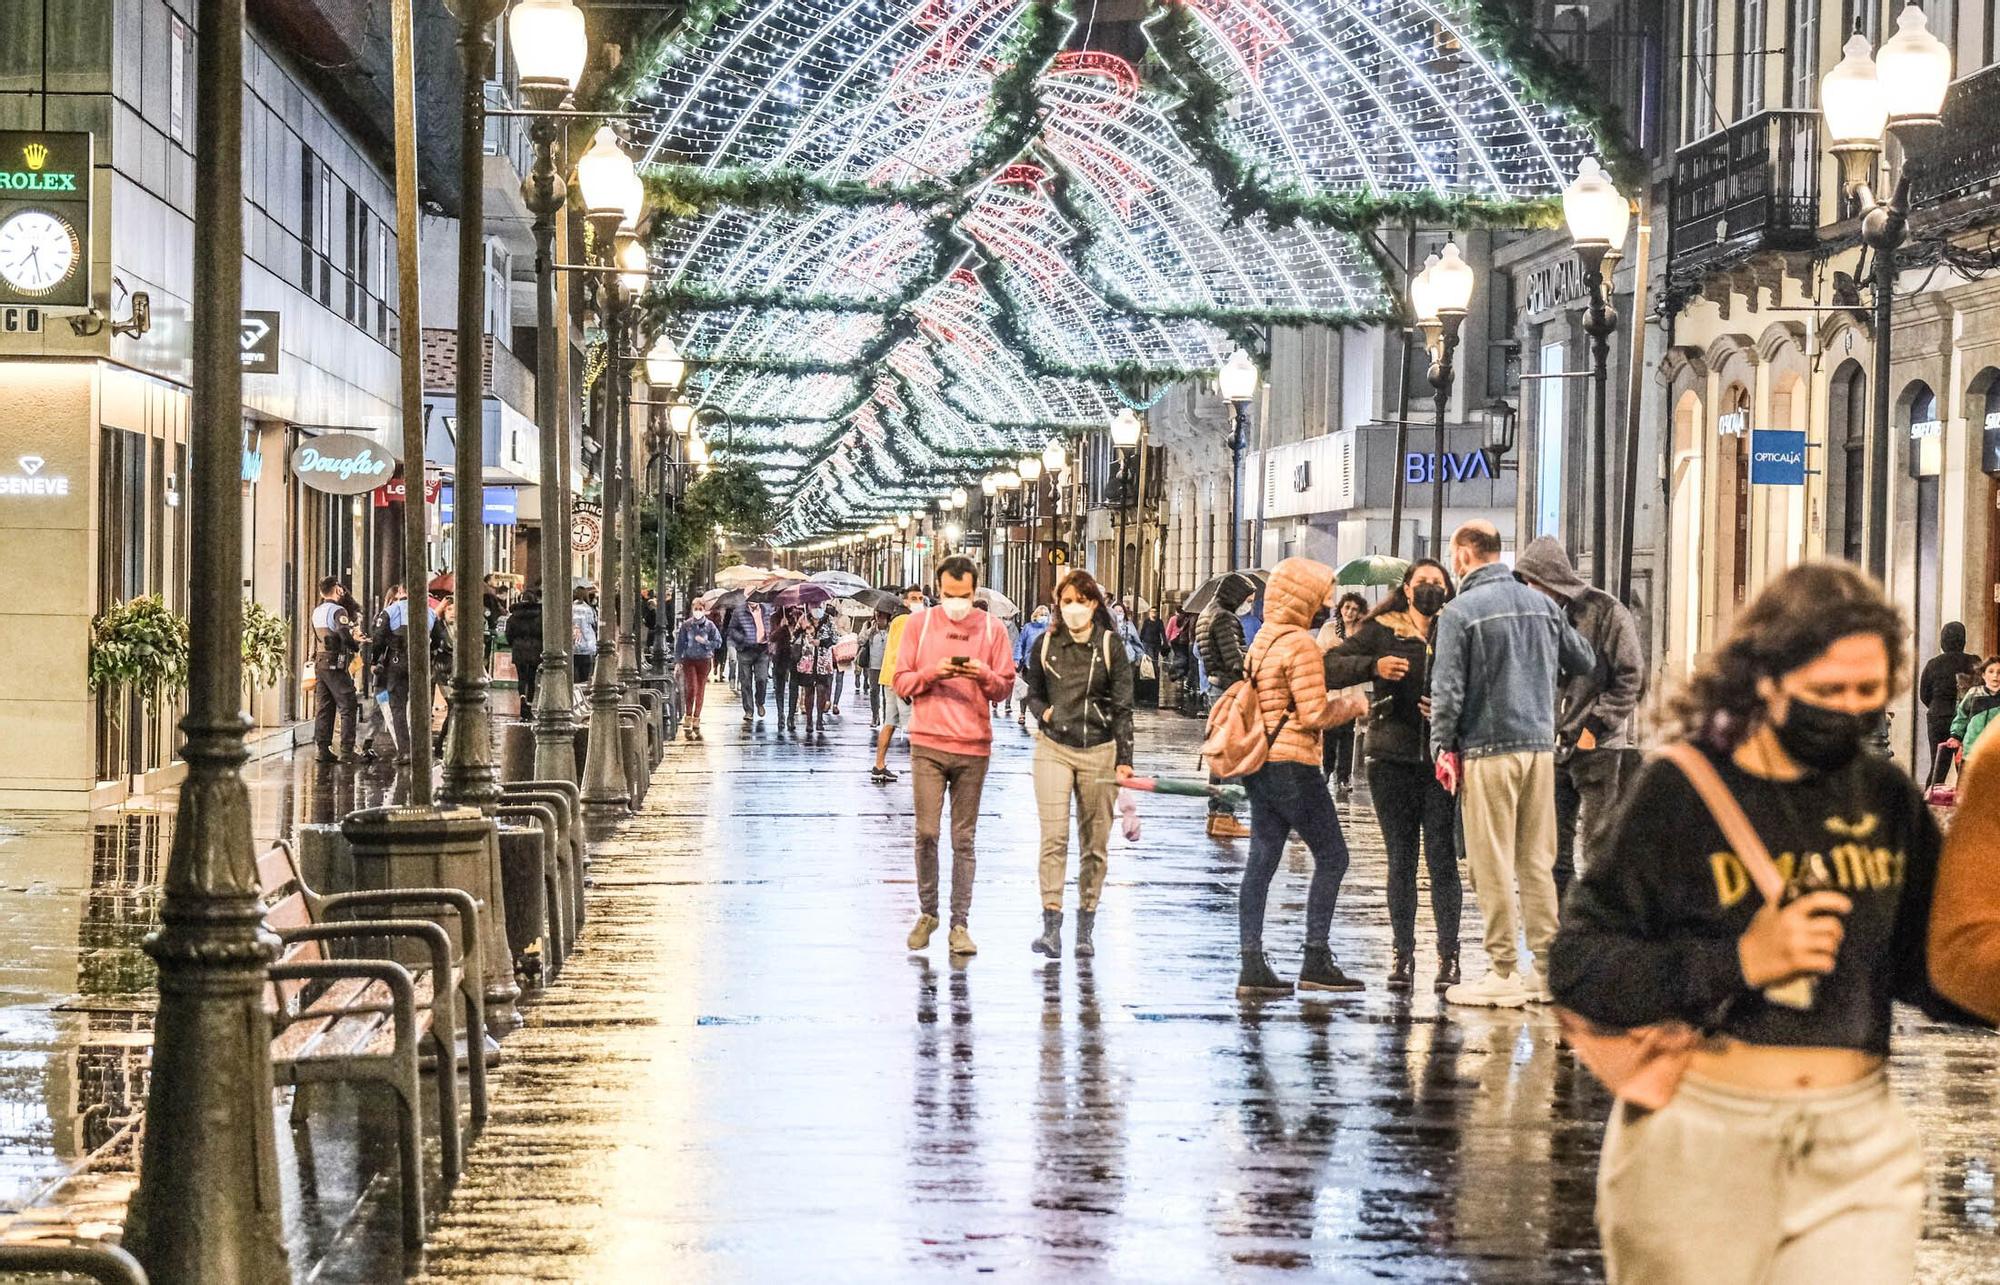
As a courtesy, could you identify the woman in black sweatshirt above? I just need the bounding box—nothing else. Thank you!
[1324,559,1461,993]
[1548,562,1968,1284]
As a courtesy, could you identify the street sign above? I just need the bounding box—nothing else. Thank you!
[572,499,603,552]
[0,130,91,309]
[240,310,281,373]
[1749,430,1807,486]
[1046,543,1069,565]
[291,433,396,495]
[438,484,518,526]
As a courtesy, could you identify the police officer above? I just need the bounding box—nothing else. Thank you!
[311,576,360,763]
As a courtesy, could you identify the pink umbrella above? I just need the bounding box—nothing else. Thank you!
[777,583,834,608]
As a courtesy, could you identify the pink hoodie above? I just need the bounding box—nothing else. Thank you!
[891,605,1017,757]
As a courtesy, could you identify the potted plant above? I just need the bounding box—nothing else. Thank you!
[241,598,289,721]
[87,594,190,722]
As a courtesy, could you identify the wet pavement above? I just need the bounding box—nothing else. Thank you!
[0,690,1997,1280]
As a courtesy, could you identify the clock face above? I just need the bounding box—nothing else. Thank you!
[0,209,79,297]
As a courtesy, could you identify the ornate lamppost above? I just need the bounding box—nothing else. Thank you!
[1563,157,1631,590]
[1410,243,1476,556]
[510,0,587,783]
[1217,349,1258,570]
[1109,408,1142,601]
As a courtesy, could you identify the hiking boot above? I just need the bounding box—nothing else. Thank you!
[907,914,940,951]
[1074,910,1096,958]
[947,924,977,957]
[1031,910,1062,958]
[1435,952,1461,993]
[1206,814,1252,841]
[1236,950,1293,998]
[1298,944,1364,992]
[1444,970,1529,1009]
[1387,950,1414,992]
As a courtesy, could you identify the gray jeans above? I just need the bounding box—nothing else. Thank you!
[911,744,990,924]
[735,646,770,716]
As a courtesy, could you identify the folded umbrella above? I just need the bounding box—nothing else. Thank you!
[1122,775,1249,808]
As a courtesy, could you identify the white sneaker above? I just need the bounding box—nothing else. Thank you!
[1444,970,1530,1008]
[1517,967,1556,1003]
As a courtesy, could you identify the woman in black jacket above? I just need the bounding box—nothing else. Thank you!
[1323,559,1461,992]
[1918,620,1981,786]
[504,589,542,716]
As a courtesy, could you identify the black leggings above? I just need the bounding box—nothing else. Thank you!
[1366,758,1463,956]
[1240,760,1351,951]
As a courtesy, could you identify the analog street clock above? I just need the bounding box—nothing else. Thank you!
[0,209,79,299]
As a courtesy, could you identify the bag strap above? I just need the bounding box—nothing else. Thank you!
[1660,742,1785,904]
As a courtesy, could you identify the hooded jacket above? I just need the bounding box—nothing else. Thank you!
[1512,536,1645,752]
[1195,573,1256,691]
[1920,622,1982,724]
[1243,558,1345,766]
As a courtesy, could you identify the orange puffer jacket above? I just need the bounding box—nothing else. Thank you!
[1244,556,1341,765]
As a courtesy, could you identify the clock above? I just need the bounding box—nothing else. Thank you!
[0,209,80,298]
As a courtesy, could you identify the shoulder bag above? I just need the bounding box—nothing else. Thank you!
[1555,741,1786,1111]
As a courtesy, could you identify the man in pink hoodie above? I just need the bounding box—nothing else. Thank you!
[893,555,1017,956]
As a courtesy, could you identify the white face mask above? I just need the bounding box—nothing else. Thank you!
[1235,600,1254,617]
[1060,602,1094,632]
[940,596,974,622]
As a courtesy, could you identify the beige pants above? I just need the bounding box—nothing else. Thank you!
[1032,735,1118,911]
[911,745,990,924]
[1460,749,1559,975]
[1598,1070,1922,1284]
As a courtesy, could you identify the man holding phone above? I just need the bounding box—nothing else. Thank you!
[893,556,1017,956]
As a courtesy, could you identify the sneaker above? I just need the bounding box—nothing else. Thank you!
[1334,783,1353,805]
[1518,967,1555,1003]
[742,715,753,730]
[1444,971,1529,1009]
[907,914,940,951]
[1298,944,1365,992]
[1206,814,1252,841]
[870,766,897,784]
[1236,950,1293,998]
[1031,910,1062,957]
[756,706,767,721]
[947,924,977,956]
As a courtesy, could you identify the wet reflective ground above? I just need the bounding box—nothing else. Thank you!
[400,689,2000,1282]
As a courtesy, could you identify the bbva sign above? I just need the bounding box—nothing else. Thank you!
[291,434,398,496]
[1404,450,1496,484]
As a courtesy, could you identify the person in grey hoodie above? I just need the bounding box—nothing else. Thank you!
[1512,535,1646,902]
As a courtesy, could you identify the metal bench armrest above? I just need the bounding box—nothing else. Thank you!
[317,889,481,985]
[268,959,418,1056]
[277,921,454,1001]
[0,1242,148,1285]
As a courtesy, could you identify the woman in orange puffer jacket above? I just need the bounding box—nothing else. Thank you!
[1236,556,1370,999]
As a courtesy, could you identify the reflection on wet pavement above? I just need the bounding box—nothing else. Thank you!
[0,702,1997,1280]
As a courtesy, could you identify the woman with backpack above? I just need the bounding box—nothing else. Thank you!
[1220,556,1368,998]
[1019,570,1134,960]
[1548,563,1967,1283]
[1323,560,1463,993]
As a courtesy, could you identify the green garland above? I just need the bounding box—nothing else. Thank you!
[948,0,1067,188]
[1456,0,1645,189]
[639,165,951,220]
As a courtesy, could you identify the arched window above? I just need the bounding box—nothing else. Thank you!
[1827,360,1867,563]
[1905,383,1941,479]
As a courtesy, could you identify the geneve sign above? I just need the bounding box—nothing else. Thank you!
[290,434,397,496]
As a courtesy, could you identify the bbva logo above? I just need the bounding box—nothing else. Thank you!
[1403,450,1495,484]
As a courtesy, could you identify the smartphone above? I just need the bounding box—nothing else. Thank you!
[949,656,972,668]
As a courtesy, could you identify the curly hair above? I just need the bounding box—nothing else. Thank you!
[1672,562,1906,749]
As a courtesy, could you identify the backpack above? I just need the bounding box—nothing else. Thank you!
[1201,639,1296,779]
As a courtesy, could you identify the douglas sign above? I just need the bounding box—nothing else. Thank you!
[291,434,397,495]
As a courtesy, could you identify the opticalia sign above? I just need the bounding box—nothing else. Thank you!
[1404,450,1496,484]
[290,433,397,496]
[0,454,68,496]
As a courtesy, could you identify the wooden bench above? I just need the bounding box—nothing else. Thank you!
[258,842,489,1251]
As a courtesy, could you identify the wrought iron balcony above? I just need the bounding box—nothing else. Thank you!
[1910,64,2000,211]
[1669,109,1821,278]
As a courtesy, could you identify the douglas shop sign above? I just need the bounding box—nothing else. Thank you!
[291,434,396,495]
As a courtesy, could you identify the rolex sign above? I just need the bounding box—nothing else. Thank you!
[0,131,92,309]
[291,434,398,496]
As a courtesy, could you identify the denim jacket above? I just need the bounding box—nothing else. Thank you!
[1429,562,1594,760]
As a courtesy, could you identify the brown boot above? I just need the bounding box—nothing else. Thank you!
[1206,814,1252,840]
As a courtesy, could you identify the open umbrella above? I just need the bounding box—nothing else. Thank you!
[714,564,768,590]
[766,567,808,582]
[1181,568,1270,616]
[849,586,907,617]
[1336,554,1411,587]
[836,598,876,620]
[705,589,745,612]
[777,583,834,608]
[808,569,869,597]
[975,586,1018,619]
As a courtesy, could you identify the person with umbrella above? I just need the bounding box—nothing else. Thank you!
[792,598,838,740]
[1195,572,1259,840]
[726,595,774,728]
[1020,569,1134,959]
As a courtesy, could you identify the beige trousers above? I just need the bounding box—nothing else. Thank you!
[1597,1070,1922,1284]
[1032,734,1118,911]
[1460,749,1559,975]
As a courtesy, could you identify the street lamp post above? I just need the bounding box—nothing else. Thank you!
[1410,245,1476,557]
[647,339,688,673]
[576,127,643,820]
[1563,157,1630,590]
[615,235,648,687]
[1820,4,1952,582]
[1218,349,1258,570]
[439,0,510,812]
[1109,409,1142,600]
[512,0,587,784]
[121,0,290,1276]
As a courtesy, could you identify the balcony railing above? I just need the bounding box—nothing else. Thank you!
[1669,108,1821,277]
[1910,63,2000,210]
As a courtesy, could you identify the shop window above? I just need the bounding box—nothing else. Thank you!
[1535,340,1566,538]
[1905,384,1941,479]
[1827,360,1867,563]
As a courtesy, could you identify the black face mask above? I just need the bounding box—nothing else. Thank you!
[1411,585,1449,617]
[1772,697,1882,773]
